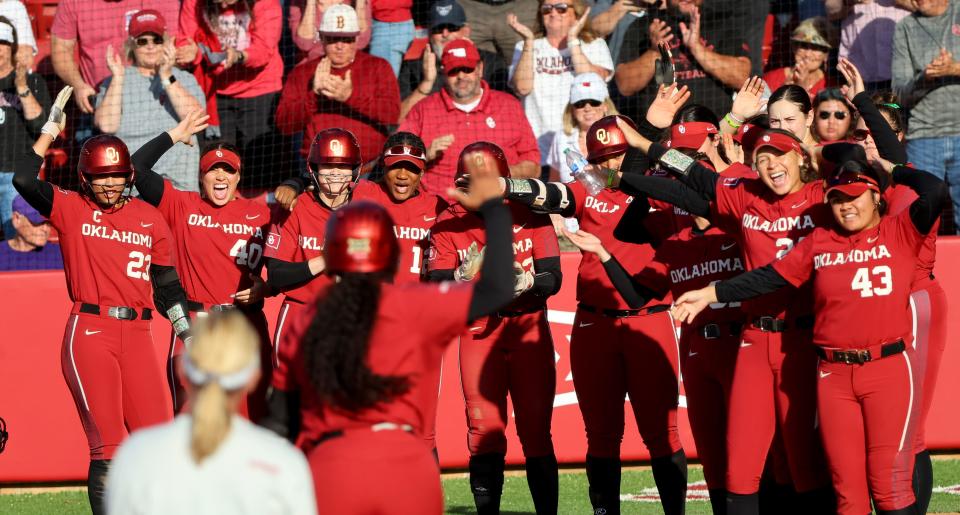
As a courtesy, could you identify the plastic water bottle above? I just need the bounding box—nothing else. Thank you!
[564,147,606,196]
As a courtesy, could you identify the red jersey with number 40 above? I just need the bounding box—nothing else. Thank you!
[49,188,174,309]
[772,209,924,350]
[157,182,271,305]
[712,173,833,317]
[273,281,472,447]
[352,184,448,284]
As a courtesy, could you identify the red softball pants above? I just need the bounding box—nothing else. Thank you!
[817,347,921,514]
[909,282,948,451]
[60,308,172,460]
[459,310,556,457]
[570,308,682,459]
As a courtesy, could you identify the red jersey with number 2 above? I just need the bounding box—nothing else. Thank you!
[712,173,833,317]
[157,182,271,304]
[772,209,924,350]
[49,188,174,309]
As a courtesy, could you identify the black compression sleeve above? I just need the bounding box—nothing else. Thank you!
[528,256,562,297]
[11,151,53,217]
[852,92,908,164]
[265,258,315,293]
[131,132,175,206]
[427,269,455,282]
[601,255,663,308]
[714,264,789,303]
[613,194,656,245]
[280,176,307,195]
[617,174,712,218]
[260,389,301,442]
[893,166,949,235]
[467,200,514,321]
[150,264,190,317]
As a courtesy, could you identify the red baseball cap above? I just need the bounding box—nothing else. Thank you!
[665,122,718,151]
[733,123,764,153]
[753,130,805,157]
[824,170,881,199]
[200,147,241,173]
[441,39,480,71]
[128,10,166,38]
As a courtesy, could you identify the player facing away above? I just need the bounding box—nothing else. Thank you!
[127,112,274,419]
[11,87,192,515]
[672,159,947,515]
[262,156,515,514]
[497,115,688,515]
[427,142,563,515]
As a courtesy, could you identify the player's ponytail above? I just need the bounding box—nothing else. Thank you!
[304,273,410,412]
[183,312,260,464]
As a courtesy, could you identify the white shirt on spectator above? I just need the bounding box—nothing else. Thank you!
[0,0,36,54]
[509,38,614,165]
[546,127,581,183]
[106,415,317,515]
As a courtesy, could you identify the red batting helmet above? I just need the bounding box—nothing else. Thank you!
[324,201,400,274]
[308,128,362,169]
[586,115,636,164]
[77,135,134,182]
[456,141,510,181]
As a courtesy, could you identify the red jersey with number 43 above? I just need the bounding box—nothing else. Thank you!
[772,209,924,350]
[273,281,471,447]
[49,188,174,309]
[352,184,448,284]
[636,225,746,329]
[428,202,559,313]
[157,182,270,305]
[712,174,833,317]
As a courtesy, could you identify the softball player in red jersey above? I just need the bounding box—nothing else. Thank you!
[609,125,837,513]
[127,115,274,419]
[673,160,947,515]
[426,142,562,515]
[262,159,515,514]
[11,88,192,515]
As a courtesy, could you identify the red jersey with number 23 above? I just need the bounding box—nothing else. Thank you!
[772,209,924,350]
[157,182,271,304]
[49,187,173,309]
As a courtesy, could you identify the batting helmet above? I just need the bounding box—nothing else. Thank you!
[586,115,636,164]
[456,141,511,181]
[77,135,134,181]
[324,201,400,274]
[308,128,362,169]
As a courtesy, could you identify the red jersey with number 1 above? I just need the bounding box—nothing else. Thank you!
[772,209,924,349]
[157,182,271,305]
[712,172,833,317]
[352,184,448,284]
[49,187,174,309]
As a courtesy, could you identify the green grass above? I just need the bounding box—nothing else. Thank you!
[2,460,958,514]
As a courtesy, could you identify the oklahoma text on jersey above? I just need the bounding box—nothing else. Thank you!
[813,244,893,270]
[187,214,264,237]
[742,213,816,233]
[670,257,744,285]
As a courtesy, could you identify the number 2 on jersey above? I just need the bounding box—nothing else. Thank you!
[230,240,263,269]
[126,251,151,281]
[851,266,892,297]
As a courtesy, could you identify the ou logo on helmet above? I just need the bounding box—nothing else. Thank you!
[329,139,344,155]
[105,147,121,164]
[595,128,611,146]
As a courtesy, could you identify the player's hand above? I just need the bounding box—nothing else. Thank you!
[721,133,744,165]
[648,18,673,48]
[837,58,865,102]
[275,184,299,211]
[615,116,652,153]
[448,145,506,209]
[72,82,96,114]
[42,85,74,140]
[427,134,455,162]
[512,262,535,297]
[561,228,610,260]
[730,76,766,122]
[308,255,326,276]
[646,83,690,129]
[168,109,210,146]
[232,273,268,304]
[568,7,591,42]
[454,242,484,282]
[671,285,717,324]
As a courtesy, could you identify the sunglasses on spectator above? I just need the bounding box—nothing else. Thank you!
[431,24,464,35]
[818,111,847,121]
[541,3,570,14]
[852,129,872,141]
[446,66,476,76]
[323,35,357,45]
[573,99,602,109]
[385,145,426,161]
[135,35,162,47]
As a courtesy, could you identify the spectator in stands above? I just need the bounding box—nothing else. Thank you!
[0,16,49,240]
[0,195,61,271]
[106,313,316,515]
[763,17,836,101]
[369,0,415,76]
[51,0,179,115]
[589,0,659,65]
[893,0,960,233]
[176,0,284,182]
[288,0,371,62]
[0,0,36,69]
[94,11,205,193]
[276,5,400,164]
[546,71,616,182]
[616,0,750,124]
[509,0,613,173]
[828,0,912,92]
[811,88,853,143]
[458,0,538,65]
[398,38,540,195]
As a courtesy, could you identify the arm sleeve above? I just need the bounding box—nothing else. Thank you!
[149,264,190,317]
[714,264,790,303]
[260,389,301,442]
[265,258,315,292]
[131,132,175,206]
[467,200,515,321]
[851,92,908,164]
[426,269,455,282]
[11,151,53,216]
[601,255,664,308]
[617,173,712,218]
[894,166,949,235]
[612,194,659,245]
[243,1,282,69]
[529,256,562,297]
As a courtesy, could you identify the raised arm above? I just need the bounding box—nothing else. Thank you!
[130,111,210,206]
[889,162,949,235]
[12,86,73,214]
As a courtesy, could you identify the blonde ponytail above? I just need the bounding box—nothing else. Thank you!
[183,312,260,464]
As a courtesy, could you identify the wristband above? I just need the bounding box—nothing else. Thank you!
[723,113,742,129]
[505,178,533,196]
[659,149,696,177]
[726,111,745,124]
[568,38,582,48]
[605,169,616,188]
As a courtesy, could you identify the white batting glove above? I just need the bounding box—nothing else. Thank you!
[512,262,535,297]
[454,242,485,282]
[41,85,73,140]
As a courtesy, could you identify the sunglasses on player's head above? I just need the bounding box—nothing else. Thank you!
[384,144,426,161]
[818,110,847,121]
[135,35,162,47]
[852,129,872,141]
[826,169,879,190]
[573,99,602,109]
[540,3,570,14]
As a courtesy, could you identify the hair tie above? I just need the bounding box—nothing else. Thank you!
[182,352,259,391]
[882,103,901,110]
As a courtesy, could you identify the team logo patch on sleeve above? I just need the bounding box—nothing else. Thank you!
[267,232,281,249]
[722,177,741,188]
